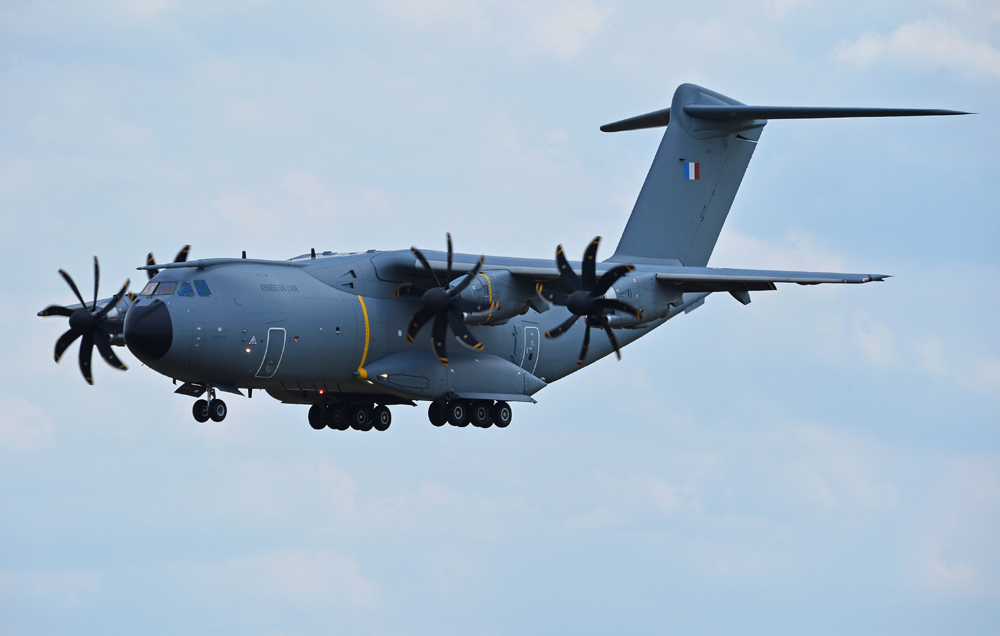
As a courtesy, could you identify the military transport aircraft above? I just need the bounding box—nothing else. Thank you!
[38,84,966,432]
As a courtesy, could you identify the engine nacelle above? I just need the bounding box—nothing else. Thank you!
[603,272,684,327]
[449,270,540,325]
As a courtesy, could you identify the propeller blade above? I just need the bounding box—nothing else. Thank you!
[54,328,83,363]
[592,264,637,297]
[406,307,436,344]
[452,298,496,313]
[394,283,427,298]
[447,309,484,351]
[536,282,569,306]
[593,297,643,320]
[146,253,158,280]
[446,233,453,285]
[431,313,449,365]
[79,332,94,384]
[555,245,582,291]
[93,331,128,371]
[544,314,580,339]
[577,324,591,367]
[582,236,601,290]
[38,305,74,318]
[449,256,484,297]
[174,245,191,263]
[601,320,622,361]
[411,247,441,287]
[58,269,88,308]
[92,256,100,310]
[93,279,130,320]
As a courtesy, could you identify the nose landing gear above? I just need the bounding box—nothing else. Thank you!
[191,386,228,422]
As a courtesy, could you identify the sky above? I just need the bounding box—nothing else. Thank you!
[1,0,998,634]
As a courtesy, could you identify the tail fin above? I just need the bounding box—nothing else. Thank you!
[606,83,968,267]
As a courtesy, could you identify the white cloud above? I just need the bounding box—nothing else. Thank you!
[835,17,1000,79]
[213,191,278,230]
[378,0,610,59]
[117,0,172,18]
[283,172,339,220]
[0,394,52,450]
[527,1,610,59]
[0,570,100,606]
[907,457,1000,596]
[180,549,376,612]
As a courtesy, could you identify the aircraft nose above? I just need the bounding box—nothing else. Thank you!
[124,299,173,363]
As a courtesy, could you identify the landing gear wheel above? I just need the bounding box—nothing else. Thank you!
[491,401,512,428]
[446,400,470,427]
[327,404,349,430]
[193,399,210,423]
[372,405,392,431]
[350,404,374,431]
[428,402,446,427]
[308,403,326,430]
[471,400,493,428]
[209,399,228,422]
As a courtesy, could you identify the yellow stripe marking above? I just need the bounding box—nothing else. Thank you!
[482,273,493,322]
[357,295,370,378]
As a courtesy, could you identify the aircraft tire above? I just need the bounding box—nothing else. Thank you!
[446,400,470,427]
[372,405,391,431]
[350,404,374,431]
[327,404,349,430]
[470,401,493,428]
[428,402,446,427]
[209,399,227,422]
[308,403,326,430]
[193,399,210,423]
[491,401,512,428]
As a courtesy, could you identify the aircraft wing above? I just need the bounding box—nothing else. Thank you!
[411,254,886,291]
[650,266,887,292]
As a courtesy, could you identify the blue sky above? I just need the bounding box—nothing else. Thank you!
[2,1,998,634]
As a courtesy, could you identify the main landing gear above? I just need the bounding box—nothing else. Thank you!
[308,402,392,432]
[192,388,227,423]
[428,400,512,429]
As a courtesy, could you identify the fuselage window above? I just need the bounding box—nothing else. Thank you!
[154,282,177,295]
[194,280,212,297]
[140,282,158,296]
[178,281,195,297]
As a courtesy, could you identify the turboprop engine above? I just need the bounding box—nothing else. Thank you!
[602,272,685,328]
[449,270,542,325]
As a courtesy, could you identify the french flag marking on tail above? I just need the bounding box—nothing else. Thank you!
[684,162,700,180]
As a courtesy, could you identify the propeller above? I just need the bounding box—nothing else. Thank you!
[37,257,131,384]
[145,245,190,280]
[536,237,642,367]
[394,234,496,365]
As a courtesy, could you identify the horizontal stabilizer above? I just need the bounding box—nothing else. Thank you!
[683,105,970,121]
[600,107,671,132]
[602,105,968,132]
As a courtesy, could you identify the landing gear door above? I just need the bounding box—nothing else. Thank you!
[256,328,286,379]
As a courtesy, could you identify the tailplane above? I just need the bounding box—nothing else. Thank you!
[606,83,967,267]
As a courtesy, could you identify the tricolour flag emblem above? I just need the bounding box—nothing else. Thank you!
[684,162,700,180]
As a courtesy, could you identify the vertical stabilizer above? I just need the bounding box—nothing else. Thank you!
[607,84,764,267]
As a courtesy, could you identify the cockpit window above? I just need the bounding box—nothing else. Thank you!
[177,281,195,297]
[154,282,177,295]
[194,280,212,297]
[140,282,158,296]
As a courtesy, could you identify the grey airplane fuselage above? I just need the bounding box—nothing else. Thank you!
[124,249,704,403]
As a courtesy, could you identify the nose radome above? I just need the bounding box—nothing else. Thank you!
[124,299,173,363]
